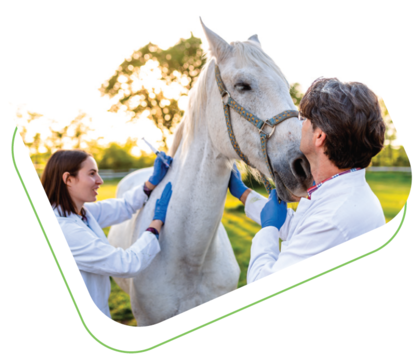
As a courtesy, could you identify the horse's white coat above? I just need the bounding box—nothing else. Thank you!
[108,21,311,326]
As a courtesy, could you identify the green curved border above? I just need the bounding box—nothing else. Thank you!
[12,127,407,353]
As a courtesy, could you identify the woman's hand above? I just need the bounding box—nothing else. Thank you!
[153,182,173,226]
[148,152,173,188]
[228,163,251,203]
[260,189,287,230]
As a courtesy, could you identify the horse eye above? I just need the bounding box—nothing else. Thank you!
[234,82,252,91]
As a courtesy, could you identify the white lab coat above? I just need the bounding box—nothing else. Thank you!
[246,169,385,283]
[54,184,160,318]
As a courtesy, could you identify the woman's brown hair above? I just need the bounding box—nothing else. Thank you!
[41,150,91,218]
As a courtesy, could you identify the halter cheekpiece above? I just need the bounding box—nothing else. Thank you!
[215,64,299,195]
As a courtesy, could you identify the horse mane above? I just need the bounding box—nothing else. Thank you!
[168,40,290,163]
[168,57,213,157]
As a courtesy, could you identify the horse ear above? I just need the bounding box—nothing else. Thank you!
[248,34,261,46]
[200,18,232,61]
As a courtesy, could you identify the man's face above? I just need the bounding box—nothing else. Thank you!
[299,118,315,158]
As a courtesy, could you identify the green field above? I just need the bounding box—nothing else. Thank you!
[98,172,411,326]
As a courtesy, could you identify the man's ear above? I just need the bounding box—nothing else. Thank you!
[314,127,327,148]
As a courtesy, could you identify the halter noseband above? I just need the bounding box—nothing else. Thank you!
[215,64,299,195]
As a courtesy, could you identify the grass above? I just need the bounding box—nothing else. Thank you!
[98,172,411,326]
[365,172,412,221]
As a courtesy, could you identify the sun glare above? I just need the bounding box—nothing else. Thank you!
[177,95,189,111]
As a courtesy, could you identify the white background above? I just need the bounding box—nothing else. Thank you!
[1,1,419,353]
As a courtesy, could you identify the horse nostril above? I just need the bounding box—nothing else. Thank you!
[292,156,311,181]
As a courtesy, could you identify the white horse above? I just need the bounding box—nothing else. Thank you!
[108,21,312,326]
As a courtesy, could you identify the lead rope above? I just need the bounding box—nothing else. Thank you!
[215,64,299,196]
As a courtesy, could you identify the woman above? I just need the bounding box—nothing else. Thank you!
[41,149,173,318]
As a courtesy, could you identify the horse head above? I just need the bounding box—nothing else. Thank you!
[200,20,312,202]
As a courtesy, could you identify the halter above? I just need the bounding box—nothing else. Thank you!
[215,64,299,194]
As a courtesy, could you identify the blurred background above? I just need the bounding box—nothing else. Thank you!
[3,0,411,326]
[14,33,410,175]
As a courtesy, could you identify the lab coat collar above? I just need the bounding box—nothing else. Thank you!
[53,204,90,224]
[53,204,76,219]
[53,204,107,242]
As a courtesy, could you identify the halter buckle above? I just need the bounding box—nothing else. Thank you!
[221,90,231,103]
[259,121,276,139]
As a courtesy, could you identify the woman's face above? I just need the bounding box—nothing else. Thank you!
[65,157,103,209]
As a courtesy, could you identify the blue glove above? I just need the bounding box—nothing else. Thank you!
[228,163,249,199]
[148,151,173,186]
[153,182,172,224]
[260,189,287,230]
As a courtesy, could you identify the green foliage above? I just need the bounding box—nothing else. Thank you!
[18,35,409,173]
[371,145,410,167]
[16,108,156,173]
[100,33,307,149]
[100,35,205,147]
[289,82,304,107]
[16,110,95,170]
[93,140,155,170]
[371,99,410,167]
[97,143,135,170]
[67,112,94,149]
[43,112,93,153]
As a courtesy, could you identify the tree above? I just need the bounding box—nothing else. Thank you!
[289,83,304,107]
[15,109,43,147]
[100,34,205,148]
[45,124,69,152]
[371,99,410,167]
[68,112,93,149]
[94,139,156,170]
[15,110,45,170]
[31,133,42,165]
[101,33,309,149]
[97,143,136,170]
[44,112,93,152]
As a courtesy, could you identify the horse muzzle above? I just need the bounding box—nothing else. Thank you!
[271,149,313,202]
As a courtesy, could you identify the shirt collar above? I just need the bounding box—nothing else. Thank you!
[307,168,362,200]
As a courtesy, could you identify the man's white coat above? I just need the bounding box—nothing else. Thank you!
[246,169,385,283]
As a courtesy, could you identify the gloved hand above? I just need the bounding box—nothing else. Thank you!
[260,189,287,230]
[148,152,173,186]
[228,163,249,199]
[153,182,173,224]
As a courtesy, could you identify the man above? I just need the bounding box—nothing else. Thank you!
[229,78,386,283]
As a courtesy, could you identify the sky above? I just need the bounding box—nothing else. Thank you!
[0,0,409,151]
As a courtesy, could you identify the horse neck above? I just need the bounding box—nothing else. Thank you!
[164,121,232,267]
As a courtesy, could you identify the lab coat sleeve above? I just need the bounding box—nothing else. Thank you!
[247,226,280,284]
[65,226,160,278]
[278,208,295,242]
[247,218,343,283]
[85,184,148,228]
[244,190,267,225]
[244,190,295,241]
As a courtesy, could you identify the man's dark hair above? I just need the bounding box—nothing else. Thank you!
[300,78,386,169]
